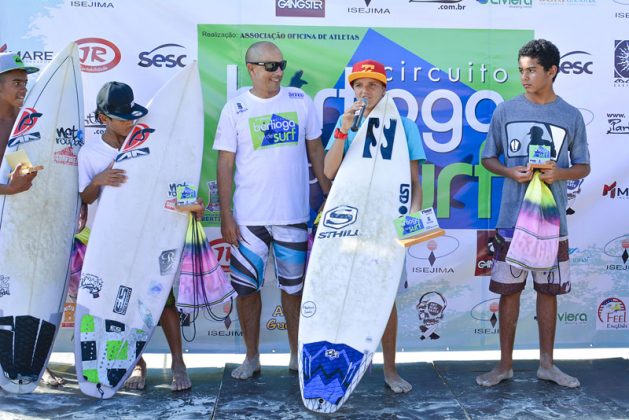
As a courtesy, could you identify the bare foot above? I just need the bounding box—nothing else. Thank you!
[384,369,412,393]
[41,368,66,387]
[537,365,580,388]
[125,358,147,390]
[476,366,514,387]
[288,353,298,372]
[171,361,191,391]
[231,355,260,380]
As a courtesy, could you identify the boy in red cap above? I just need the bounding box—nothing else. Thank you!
[324,59,426,393]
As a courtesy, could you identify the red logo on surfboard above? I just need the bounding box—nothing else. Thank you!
[115,123,155,162]
[8,108,43,147]
[76,37,121,73]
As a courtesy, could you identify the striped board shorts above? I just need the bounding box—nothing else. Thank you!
[489,228,571,296]
[229,223,308,296]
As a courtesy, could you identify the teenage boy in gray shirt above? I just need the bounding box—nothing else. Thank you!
[476,39,590,388]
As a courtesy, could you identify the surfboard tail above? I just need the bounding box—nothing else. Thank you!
[299,340,372,413]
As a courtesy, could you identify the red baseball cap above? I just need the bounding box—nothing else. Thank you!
[348,59,387,87]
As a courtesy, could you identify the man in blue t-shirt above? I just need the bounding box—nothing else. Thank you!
[477,39,590,389]
[324,59,426,393]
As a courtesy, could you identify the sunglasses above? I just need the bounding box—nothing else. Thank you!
[247,60,287,72]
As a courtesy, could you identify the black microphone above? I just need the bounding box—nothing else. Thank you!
[350,97,368,132]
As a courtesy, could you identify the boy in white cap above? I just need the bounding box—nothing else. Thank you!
[0,52,39,195]
[0,52,69,386]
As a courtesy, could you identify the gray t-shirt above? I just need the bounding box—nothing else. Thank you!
[482,94,590,236]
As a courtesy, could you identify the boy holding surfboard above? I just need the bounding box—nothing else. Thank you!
[214,41,329,380]
[77,81,192,392]
[476,39,590,388]
[0,52,70,388]
[0,53,39,195]
[323,59,425,393]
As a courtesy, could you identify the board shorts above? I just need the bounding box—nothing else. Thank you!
[489,228,571,296]
[230,223,308,296]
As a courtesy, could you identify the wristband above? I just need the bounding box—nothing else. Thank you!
[334,127,348,140]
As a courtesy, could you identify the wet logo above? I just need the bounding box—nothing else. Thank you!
[416,291,447,340]
[56,125,84,147]
[322,205,358,230]
[113,286,133,315]
[249,112,299,150]
[115,123,155,162]
[80,273,103,298]
[159,249,177,275]
[76,37,121,73]
[8,108,42,147]
[597,297,627,330]
[0,275,10,297]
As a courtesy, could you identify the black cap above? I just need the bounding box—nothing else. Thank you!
[96,81,148,120]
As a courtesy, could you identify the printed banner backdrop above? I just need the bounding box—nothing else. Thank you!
[0,0,627,354]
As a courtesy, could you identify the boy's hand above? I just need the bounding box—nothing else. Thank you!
[538,161,560,185]
[7,164,37,194]
[508,165,533,183]
[93,162,126,187]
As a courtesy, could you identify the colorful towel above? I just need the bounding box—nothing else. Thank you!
[506,171,560,271]
[67,227,90,299]
[176,214,234,320]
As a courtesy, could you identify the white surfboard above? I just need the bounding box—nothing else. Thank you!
[74,62,203,399]
[298,94,411,413]
[0,43,83,393]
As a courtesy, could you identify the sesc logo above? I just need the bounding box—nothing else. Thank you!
[559,51,593,75]
[76,37,121,73]
[276,0,325,17]
[138,43,187,69]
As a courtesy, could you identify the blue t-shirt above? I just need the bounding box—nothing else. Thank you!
[326,114,426,162]
[481,94,590,236]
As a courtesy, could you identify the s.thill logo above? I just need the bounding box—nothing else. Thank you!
[322,205,358,230]
[8,108,42,147]
[115,123,155,162]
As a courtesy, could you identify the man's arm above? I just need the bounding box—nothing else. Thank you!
[482,157,533,184]
[217,150,240,245]
[410,160,422,213]
[306,138,331,196]
[538,162,590,185]
[80,163,127,204]
[0,164,37,195]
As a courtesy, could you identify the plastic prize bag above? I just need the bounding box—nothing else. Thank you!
[67,227,90,300]
[176,214,235,336]
[506,171,560,271]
